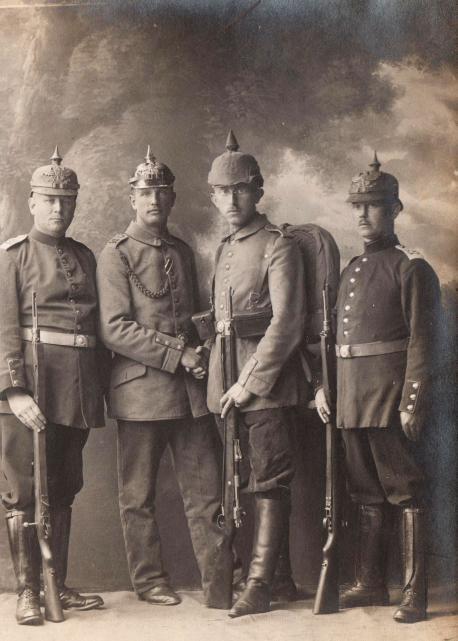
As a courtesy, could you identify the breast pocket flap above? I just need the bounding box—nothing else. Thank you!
[112,363,147,388]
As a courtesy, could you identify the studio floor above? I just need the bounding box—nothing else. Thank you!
[0,585,456,641]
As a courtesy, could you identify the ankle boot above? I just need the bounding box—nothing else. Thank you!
[393,507,427,623]
[6,510,43,626]
[51,507,104,610]
[229,491,287,618]
[340,504,389,608]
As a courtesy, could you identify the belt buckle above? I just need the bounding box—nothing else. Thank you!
[340,344,351,358]
[74,334,88,348]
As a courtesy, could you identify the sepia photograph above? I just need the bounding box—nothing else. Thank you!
[0,2,456,640]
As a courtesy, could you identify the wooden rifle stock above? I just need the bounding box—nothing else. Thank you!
[27,292,64,622]
[313,285,340,615]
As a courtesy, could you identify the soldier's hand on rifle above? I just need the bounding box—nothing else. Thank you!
[315,386,331,424]
[220,383,253,419]
[400,411,422,442]
[6,388,46,432]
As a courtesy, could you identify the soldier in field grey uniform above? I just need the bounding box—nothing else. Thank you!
[0,148,105,625]
[96,148,231,609]
[205,131,309,618]
[316,153,441,623]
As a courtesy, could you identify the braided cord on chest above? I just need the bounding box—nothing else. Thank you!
[117,250,170,299]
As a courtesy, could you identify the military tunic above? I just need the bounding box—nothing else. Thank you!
[208,213,309,493]
[335,233,441,504]
[0,227,105,510]
[96,221,229,601]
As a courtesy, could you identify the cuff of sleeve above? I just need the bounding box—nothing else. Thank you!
[157,335,184,374]
[238,356,272,398]
[0,358,27,397]
[399,379,421,414]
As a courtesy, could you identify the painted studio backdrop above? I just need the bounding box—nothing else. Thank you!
[0,1,456,591]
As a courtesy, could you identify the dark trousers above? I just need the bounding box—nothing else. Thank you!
[0,414,88,511]
[342,425,425,506]
[214,408,295,494]
[117,415,228,596]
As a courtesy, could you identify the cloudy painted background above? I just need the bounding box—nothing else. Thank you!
[0,1,455,591]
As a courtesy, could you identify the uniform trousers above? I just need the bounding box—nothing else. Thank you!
[341,424,425,506]
[0,414,88,511]
[117,415,228,596]
[214,408,295,494]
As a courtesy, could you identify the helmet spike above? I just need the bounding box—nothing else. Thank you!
[369,150,381,171]
[226,129,239,152]
[50,145,62,165]
[145,145,156,164]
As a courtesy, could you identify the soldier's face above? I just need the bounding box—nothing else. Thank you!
[352,202,396,242]
[130,187,176,231]
[211,183,263,231]
[28,193,76,238]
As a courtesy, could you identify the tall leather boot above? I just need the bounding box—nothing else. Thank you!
[393,507,427,623]
[340,504,389,608]
[271,512,299,602]
[6,510,43,625]
[51,507,104,610]
[229,490,287,618]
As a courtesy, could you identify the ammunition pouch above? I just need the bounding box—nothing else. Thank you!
[192,310,216,341]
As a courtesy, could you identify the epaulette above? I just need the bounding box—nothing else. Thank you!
[108,233,128,247]
[395,245,424,261]
[0,234,28,250]
[264,223,285,237]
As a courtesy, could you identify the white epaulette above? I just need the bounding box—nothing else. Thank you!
[396,244,424,260]
[0,234,28,250]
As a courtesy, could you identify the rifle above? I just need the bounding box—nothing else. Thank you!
[23,292,64,623]
[218,287,245,531]
[313,283,340,614]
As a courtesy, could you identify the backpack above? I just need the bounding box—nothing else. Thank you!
[281,223,340,341]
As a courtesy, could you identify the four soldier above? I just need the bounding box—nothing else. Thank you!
[0,141,442,626]
[0,149,105,625]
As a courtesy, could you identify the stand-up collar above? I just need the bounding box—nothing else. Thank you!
[222,212,267,242]
[364,233,399,254]
[29,226,67,247]
[126,221,175,247]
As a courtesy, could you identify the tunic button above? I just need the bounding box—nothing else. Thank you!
[343,330,349,336]
[75,309,80,315]
[349,292,355,297]
[225,264,230,270]
[165,340,170,346]
[355,267,361,272]
[343,318,349,323]
[71,284,77,290]
[11,369,16,375]
[264,254,269,258]
[350,277,356,283]
[412,382,419,389]
[407,404,414,411]
[344,305,351,311]
[409,394,416,400]
[228,251,233,257]
[362,257,368,262]
[69,299,75,304]
[76,324,82,330]
[57,248,63,255]
[220,304,224,309]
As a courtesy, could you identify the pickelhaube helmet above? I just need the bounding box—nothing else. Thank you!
[129,146,175,188]
[30,146,79,196]
[208,130,264,187]
[347,152,403,210]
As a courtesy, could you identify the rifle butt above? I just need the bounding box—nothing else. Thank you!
[42,562,64,622]
[205,535,234,610]
[313,557,339,614]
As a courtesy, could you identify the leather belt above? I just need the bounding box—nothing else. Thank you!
[336,337,409,359]
[21,327,96,349]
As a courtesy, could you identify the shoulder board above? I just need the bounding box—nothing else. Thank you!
[264,223,285,237]
[108,233,128,247]
[395,244,424,261]
[0,234,28,250]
